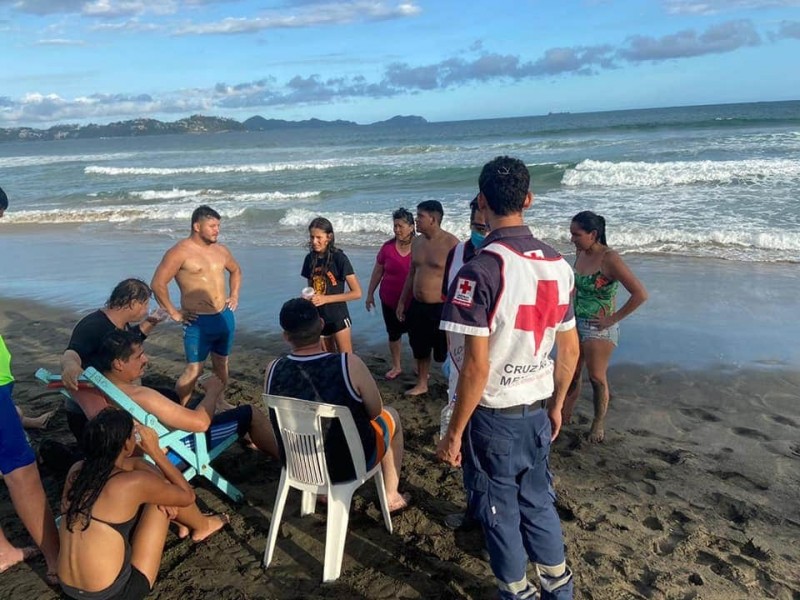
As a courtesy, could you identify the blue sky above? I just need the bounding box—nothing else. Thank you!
[1,0,799,127]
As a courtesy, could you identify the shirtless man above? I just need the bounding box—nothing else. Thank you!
[98,329,278,460]
[151,206,242,405]
[397,200,458,396]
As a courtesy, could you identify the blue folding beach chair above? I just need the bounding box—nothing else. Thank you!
[35,367,244,502]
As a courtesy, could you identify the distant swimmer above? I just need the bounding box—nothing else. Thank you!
[396,200,458,396]
[301,217,362,354]
[562,211,648,443]
[151,205,242,406]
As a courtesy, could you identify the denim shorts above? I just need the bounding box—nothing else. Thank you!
[576,317,619,346]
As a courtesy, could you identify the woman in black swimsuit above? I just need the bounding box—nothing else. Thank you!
[58,408,196,600]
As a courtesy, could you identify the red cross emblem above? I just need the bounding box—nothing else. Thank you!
[514,279,569,354]
[452,277,477,307]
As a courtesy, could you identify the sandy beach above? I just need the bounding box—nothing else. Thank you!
[1,296,799,599]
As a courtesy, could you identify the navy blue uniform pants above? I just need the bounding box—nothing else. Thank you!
[463,405,573,600]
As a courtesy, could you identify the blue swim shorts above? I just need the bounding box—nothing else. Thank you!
[167,405,252,467]
[183,307,236,363]
[576,317,619,346]
[0,383,36,475]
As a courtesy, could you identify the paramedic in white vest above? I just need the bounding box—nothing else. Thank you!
[437,156,580,600]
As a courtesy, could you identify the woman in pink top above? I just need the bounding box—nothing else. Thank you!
[365,208,416,380]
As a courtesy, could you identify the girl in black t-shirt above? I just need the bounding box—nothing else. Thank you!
[301,217,362,353]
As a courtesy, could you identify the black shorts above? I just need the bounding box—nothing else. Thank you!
[61,565,151,600]
[406,299,447,362]
[321,317,352,337]
[380,302,407,342]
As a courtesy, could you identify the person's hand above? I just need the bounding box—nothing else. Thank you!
[396,305,405,322]
[310,294,326,307]
[62,363,83,392]
[593,315,616,330]
[548,406,562,442]
[365,296,375,312]
[135,424,161,455]
[157,505,179,520]
[436,434,462,467]
[171,309,197,324]
[225,296,239,311]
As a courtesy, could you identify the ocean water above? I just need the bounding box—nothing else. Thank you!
[1,101,799,368]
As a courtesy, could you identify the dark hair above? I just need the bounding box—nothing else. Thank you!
[478,156,530,216]
[0,186,7,210]
[392,207,414,226]
[65,408,134,531]
[469,194,480,221]
[191,205,221,226]
[279,298,323,346]
[96,329,141,374]
[416,200,444,223]
[572,211,607,245]
[106,278,151,310]
[307,217,338,252]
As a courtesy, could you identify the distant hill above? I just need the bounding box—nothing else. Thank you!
[0,113,428,142]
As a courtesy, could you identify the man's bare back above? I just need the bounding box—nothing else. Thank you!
[411,230,459,303]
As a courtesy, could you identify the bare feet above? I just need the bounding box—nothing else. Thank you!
[25,410,56,430]
[384,368,402,381]
[192,513,230,543]
[175,523,190,539]
[388,492,412,513]
[588,420,605,443]
[0,545,40,574]
[404,384,428,396]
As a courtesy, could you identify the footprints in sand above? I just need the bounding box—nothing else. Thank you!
[709,470,769,492]
[767,414,797,428]
[679,407,721,422]
[731,426,770,441]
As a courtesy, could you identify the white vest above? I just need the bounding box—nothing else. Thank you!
[451,241,574,408]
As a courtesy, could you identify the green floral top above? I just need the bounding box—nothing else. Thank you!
[574,270,619,319]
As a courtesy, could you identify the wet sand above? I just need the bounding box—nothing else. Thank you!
[1,297,799,599]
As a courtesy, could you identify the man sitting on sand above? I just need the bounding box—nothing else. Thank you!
[60,278,166,444]
[96,329,279,460]
[265,298,410,512]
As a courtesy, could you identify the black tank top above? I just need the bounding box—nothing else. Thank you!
[265,352,375,482]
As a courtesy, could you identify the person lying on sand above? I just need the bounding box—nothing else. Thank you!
[265,298,410,513]
[58,408,225,600]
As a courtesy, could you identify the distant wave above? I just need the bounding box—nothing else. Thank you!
[562,159,800,188]
[0,152,137,169]
[85,161,354,176]
[1,191,319,224]
[128,189,320,202]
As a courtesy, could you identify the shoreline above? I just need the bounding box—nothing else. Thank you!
[2,295,799,598]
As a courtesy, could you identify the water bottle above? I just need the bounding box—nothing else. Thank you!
[439,396,456,440]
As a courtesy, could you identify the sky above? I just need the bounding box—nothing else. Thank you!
[1,0,799,127]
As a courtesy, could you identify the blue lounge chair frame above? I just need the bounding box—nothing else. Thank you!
[35,367,244,502]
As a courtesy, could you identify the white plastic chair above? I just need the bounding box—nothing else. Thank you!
[262,393,393,582]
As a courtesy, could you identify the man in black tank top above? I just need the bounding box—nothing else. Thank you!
[265,298,410,512]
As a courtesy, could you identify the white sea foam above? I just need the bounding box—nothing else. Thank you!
[0,152,137,169]
[85,161,354,176]
[562,158,800,188]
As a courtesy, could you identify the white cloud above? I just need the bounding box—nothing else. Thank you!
[34,37,87,45]
[663,0,800,15]
[174,1,420,35]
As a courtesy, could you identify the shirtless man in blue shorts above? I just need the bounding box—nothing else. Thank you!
[151,206,241,406]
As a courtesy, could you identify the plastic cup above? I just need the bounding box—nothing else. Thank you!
[301,287,315,300]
